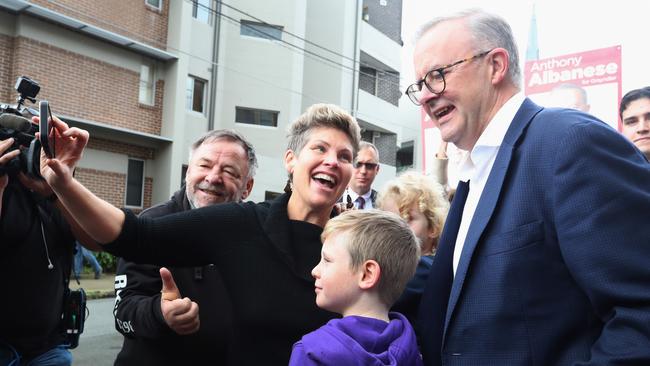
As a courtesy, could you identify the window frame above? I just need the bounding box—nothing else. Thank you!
[139,63,156,106]
[235,106,280,128]
[239,20,283,41]
[125,158,145,209]
[186,76,207,115]
[145,0,162,11]
[192,0,212,24]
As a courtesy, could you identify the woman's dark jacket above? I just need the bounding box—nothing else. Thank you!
[104,193,336,365]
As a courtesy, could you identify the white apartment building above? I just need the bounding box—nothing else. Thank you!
[0,0,417,207]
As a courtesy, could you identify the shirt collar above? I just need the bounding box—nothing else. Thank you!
[458,92,525,181]
[347,188,372,202]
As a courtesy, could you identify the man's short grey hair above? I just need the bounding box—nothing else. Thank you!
[190,129,258,179]
[357,141,379,160]
[414,8,521,87]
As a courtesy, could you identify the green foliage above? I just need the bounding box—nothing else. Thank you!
[96,251,117,272]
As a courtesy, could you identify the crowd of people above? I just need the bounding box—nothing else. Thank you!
[2,8,650,366]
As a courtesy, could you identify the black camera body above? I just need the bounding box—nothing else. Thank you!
[0,76,43,178]
[61,287,86,349]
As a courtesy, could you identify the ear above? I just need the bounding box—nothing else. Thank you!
[284,149,296,174]
[488,48,509,86]
[240,178,254,200]
[358,259,381,290]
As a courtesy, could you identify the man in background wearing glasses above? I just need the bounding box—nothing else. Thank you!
[407,8,650,366]
[341,141,380,209]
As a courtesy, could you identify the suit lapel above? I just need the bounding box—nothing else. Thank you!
[443,98,544,333]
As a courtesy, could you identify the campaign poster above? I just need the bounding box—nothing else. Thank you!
[524,46,622,130]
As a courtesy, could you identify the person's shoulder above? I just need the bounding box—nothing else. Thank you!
[524,107,619,147]
[139,189,189,218]
[139,201,176,218]
[532,107,607,131]
[253,193,289,216]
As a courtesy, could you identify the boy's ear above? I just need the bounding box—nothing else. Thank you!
[358,259,381,290]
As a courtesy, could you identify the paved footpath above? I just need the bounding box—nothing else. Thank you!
[70,297,123,365]
[70,272,116,299]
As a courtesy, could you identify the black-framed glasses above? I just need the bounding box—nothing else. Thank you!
[405,49,493,106]
[353,161,378,170]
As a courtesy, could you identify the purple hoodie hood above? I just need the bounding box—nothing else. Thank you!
[290,312,423,365]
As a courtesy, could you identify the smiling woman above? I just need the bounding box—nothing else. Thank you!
[39,103,361,366]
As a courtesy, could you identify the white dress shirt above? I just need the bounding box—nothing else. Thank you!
[453,92,525,275]
[345,189,374,209]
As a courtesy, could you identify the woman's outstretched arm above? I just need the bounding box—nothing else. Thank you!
[36,115,125,243]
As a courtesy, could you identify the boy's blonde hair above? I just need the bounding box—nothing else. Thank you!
[321,210,420,307]
[377,171,450,252]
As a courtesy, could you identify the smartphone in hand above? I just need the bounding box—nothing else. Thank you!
[39,100,54,158]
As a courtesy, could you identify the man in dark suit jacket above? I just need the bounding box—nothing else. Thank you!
[404,9,650,366]
[341,141,379,209]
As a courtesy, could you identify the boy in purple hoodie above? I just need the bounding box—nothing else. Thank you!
[289,210,424,366]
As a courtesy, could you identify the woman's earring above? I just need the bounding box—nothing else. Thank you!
[284,178,292,193]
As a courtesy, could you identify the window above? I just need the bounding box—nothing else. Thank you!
[145,0,161,10]
[126,159,145,207]
[186,76,207,114]
[396,141,414,173]
[192,0,212,24]
[235,106,279,127]
[240,20,283,41]
[180,164,188,188]
[139,63,155,105]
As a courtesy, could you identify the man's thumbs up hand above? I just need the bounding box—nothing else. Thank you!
[160,267,200,335]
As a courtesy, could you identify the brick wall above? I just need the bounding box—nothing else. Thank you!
[11,37,164,135]
[363,0,403,45]
[76,167,153,212]
[359,52,400,106]
[28,0,169,49]
[143,176,153,210]
[88,137,154,160]
[360,129,397,166]
[0,34,14,103]
[76,167,125,207]
[83,137,155,210]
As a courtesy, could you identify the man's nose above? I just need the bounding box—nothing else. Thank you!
[205,169,223,184]
[420,88,440,115]
[638,118,650,133]
[323,152,340,166]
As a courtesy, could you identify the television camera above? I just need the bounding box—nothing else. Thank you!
[0,76,49,178]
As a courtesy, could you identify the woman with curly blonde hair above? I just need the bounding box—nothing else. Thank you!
[377,170,450,324]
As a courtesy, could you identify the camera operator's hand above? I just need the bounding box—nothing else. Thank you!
[159,267,200,335]
[1,138,20,190]
[1,138,20,215]
[33,115,89,190]
[17,172,53,198]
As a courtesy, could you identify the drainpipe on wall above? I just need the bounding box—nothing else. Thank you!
[351,0,362,118]
[208,0,222,131]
